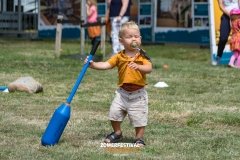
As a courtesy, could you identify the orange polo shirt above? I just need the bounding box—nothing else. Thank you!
[107,50,152,87]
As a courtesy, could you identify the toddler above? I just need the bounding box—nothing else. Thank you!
[84,21,152,146]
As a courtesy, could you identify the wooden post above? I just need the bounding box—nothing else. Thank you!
[17,0,22,35]
[55,15,63,58]
[80,27,85,55]
[101,17,106,58]
[80,0,85,55]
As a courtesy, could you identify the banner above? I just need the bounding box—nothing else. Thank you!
[209,0,232,65]
[37,0,210,45]
[155,0,209,44]
[156,0,192,28]
[38,0,81,38]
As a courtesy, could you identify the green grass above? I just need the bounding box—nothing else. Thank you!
[1,39,240,159]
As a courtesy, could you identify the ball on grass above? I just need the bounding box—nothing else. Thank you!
[163,65,169,69]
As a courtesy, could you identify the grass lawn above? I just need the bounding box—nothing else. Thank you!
[1,39,240,159]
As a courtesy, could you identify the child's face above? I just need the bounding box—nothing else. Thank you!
[87,0,92,6]
[119,29,142,51]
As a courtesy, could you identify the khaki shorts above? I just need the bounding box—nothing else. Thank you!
[108,87,148,127]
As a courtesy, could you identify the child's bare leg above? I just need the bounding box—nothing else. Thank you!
[105,120,122,143]
[135,126,145,139]
[235,51,240,67]
[229,50,238,67]
[135,126,145,146]
[111,120,122,134]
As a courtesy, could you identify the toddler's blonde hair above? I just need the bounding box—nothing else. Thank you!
[119,21,140,38]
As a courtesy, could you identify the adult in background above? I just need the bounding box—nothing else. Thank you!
[108,0,132,56]
[86,0,101,47]
[213,0,240,66]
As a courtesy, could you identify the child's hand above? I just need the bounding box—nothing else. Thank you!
[84,56,93,66]
[128,62,139,70]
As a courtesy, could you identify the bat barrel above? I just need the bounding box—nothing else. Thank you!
[41,39,100,146]
[41,103,71,146]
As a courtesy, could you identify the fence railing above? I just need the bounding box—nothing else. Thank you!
[0,11,38,36]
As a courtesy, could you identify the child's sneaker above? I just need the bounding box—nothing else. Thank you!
[212,56,221,66]
[228,63,235,68]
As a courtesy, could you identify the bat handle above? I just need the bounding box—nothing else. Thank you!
[90,39,101,55]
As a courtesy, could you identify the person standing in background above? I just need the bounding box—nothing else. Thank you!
[86,0,101,46]
[212,0,240,66]
[228,8,240,68]
[108,0,132,56]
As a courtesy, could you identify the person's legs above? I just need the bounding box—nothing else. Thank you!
[135,126,145,139]
[127,88,148,146]
[118,17,129,51]
[110,18,120,55]
[106,88,126,143]
[228,50,238,67]
[110,17,129,55]
[105,121,122,143]
[235,51,240,67]
[111,121,122,134]
[135,126,145,146]
[216,14,231,61]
